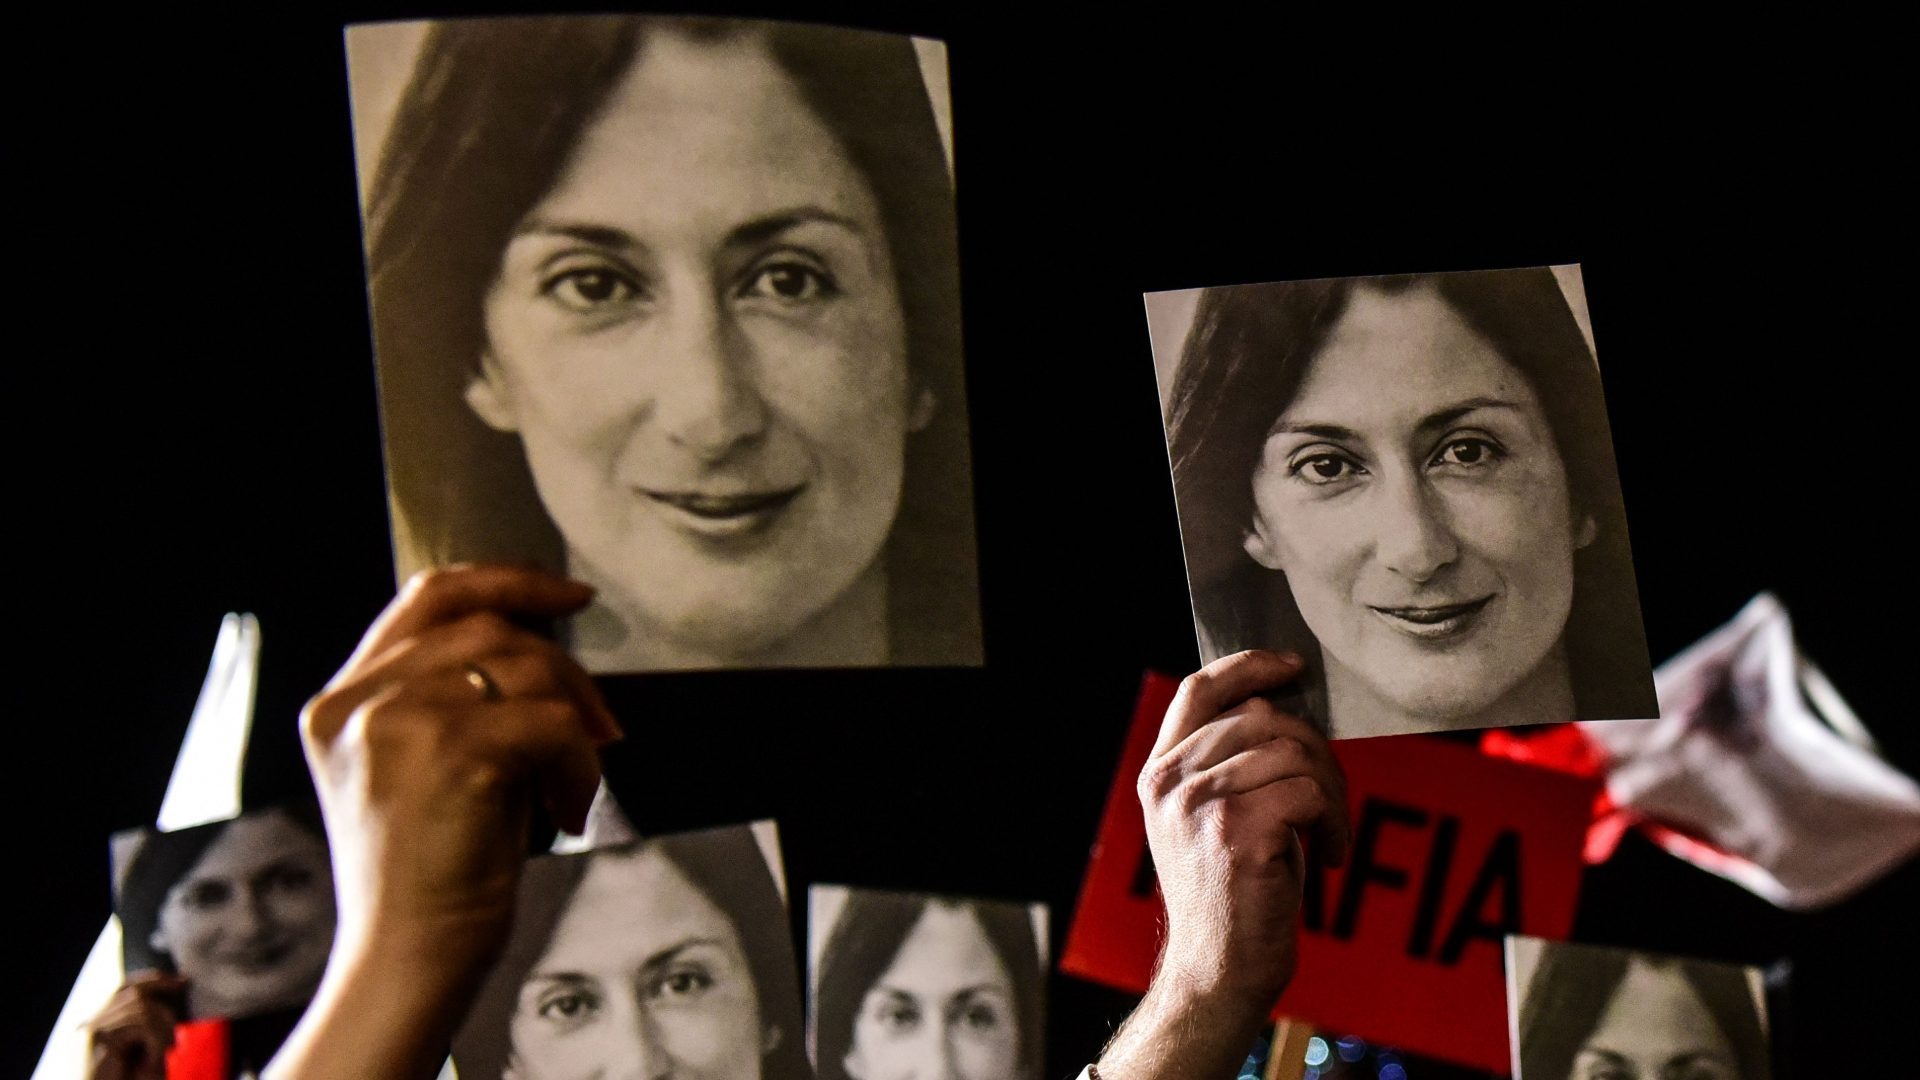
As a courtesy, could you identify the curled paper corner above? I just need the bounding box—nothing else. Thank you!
[34,614,261,1080]
[548,780,641,854]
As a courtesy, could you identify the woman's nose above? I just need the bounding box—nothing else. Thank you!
[652,292,768,462]
[1373,471,1459,584]
[612,1005,673,1080]
[226,888,272,940]
[897,1024,961,1080]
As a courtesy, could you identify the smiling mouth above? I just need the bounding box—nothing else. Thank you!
[1368,595,1495,640]
[639,485,805,537]
[218,942,295,971]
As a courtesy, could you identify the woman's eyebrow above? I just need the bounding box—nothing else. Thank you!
[511,219,641,250]
[636,936,731,974]
[1414,397,1522,436]
[1269,420,1362,441]
[726,207,865,248]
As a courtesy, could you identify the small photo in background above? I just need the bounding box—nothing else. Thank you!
[453,822,809,1080]
[1507,936,1772,1080]
[808,884,1048,1080]
[1145,265,1656,739]
[109,806,336,1022]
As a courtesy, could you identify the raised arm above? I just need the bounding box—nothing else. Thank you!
[1095,650,1351,1080]
[265,566,619,1080]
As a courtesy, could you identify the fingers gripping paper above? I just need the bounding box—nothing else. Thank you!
[1062,673,1597,1073]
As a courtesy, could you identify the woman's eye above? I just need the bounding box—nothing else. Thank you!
[649,966,714,1000]
[536,989,600,1026]
[543,267,641,312]
[1290,453,1362,485]
[183,881,232,909]
[876,1001,921,1032]
[1430,437,1503,469]
[261,866,316,893]
[958,1002,1002,1030]
[740,260,837,303]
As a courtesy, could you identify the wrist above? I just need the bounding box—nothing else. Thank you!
[1155,934,1292,1018]
[264,913,504,1080]
[1097,962,1278,1080]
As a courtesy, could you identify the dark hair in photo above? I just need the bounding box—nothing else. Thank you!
[1163,267,1652,722]
[1519,943,1772,1080]
[812,891,1044,1080]
[363,15,978,664]
[453,827,810,1080]
[113,804,329,976]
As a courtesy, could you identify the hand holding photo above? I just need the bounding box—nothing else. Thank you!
[1507,936,1773,1080]
[346,15,980,674]
[452,822,809,1080]
[109,806,336,1023]
[809,885,1048,1080]
[1147,266,1655,738]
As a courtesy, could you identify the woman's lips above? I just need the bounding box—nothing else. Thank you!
[638,485,805,538]
[1367,595,1495,640]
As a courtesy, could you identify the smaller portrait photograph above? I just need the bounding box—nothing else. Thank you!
[453,822,809,1080]
[345,14,981,674]
[1507,936,1773,1080]
[1145,265,1656,738]
[109,805,337,1022]
[808,884,1048,1080]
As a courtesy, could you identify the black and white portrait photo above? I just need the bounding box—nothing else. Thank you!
[345,15,981,674]
[1508,936,1773,1080]
[110,807,337,1022]
[808,885,1048,1080]
[452,823,809,1080]
[1146,266,1656,738]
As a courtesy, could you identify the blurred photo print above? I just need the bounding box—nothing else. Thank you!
[1507,936,1772,1080]
[808,884,1048,1080]
[1146,265,1655,738]
[452,822,809,1080]
[345,15,981,674]
[109,806,336,1022]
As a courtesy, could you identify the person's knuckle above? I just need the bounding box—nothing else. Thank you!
[403,565,454,601]
[1137,754,1183,803]
[454,610,516,653]
[1178,669,1216,707]
[298,690,342,745]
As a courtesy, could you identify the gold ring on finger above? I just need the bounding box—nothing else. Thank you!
[463,661,504,702]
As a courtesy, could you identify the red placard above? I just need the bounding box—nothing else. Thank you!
[166,1018,229,1080]
[1061,673,1597,1073]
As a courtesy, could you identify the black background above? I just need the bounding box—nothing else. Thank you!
[13,5,1914,1077]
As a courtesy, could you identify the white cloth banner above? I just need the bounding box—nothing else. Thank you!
[1582,593,1920,909]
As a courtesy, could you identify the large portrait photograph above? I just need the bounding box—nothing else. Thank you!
[345,15,981,674]
[1146,266,1657,738]
[452,822,808,1080]
[1507,936,1773,1080]
[808,885,1048,1080]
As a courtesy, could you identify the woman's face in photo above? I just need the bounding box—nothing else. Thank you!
[843,904,1021,1080]
[505,849,770,1080]
[475,29,915,660]
[1570,961,1741,1079]
[149,812,336,1018]
[1243,282,1591,724]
